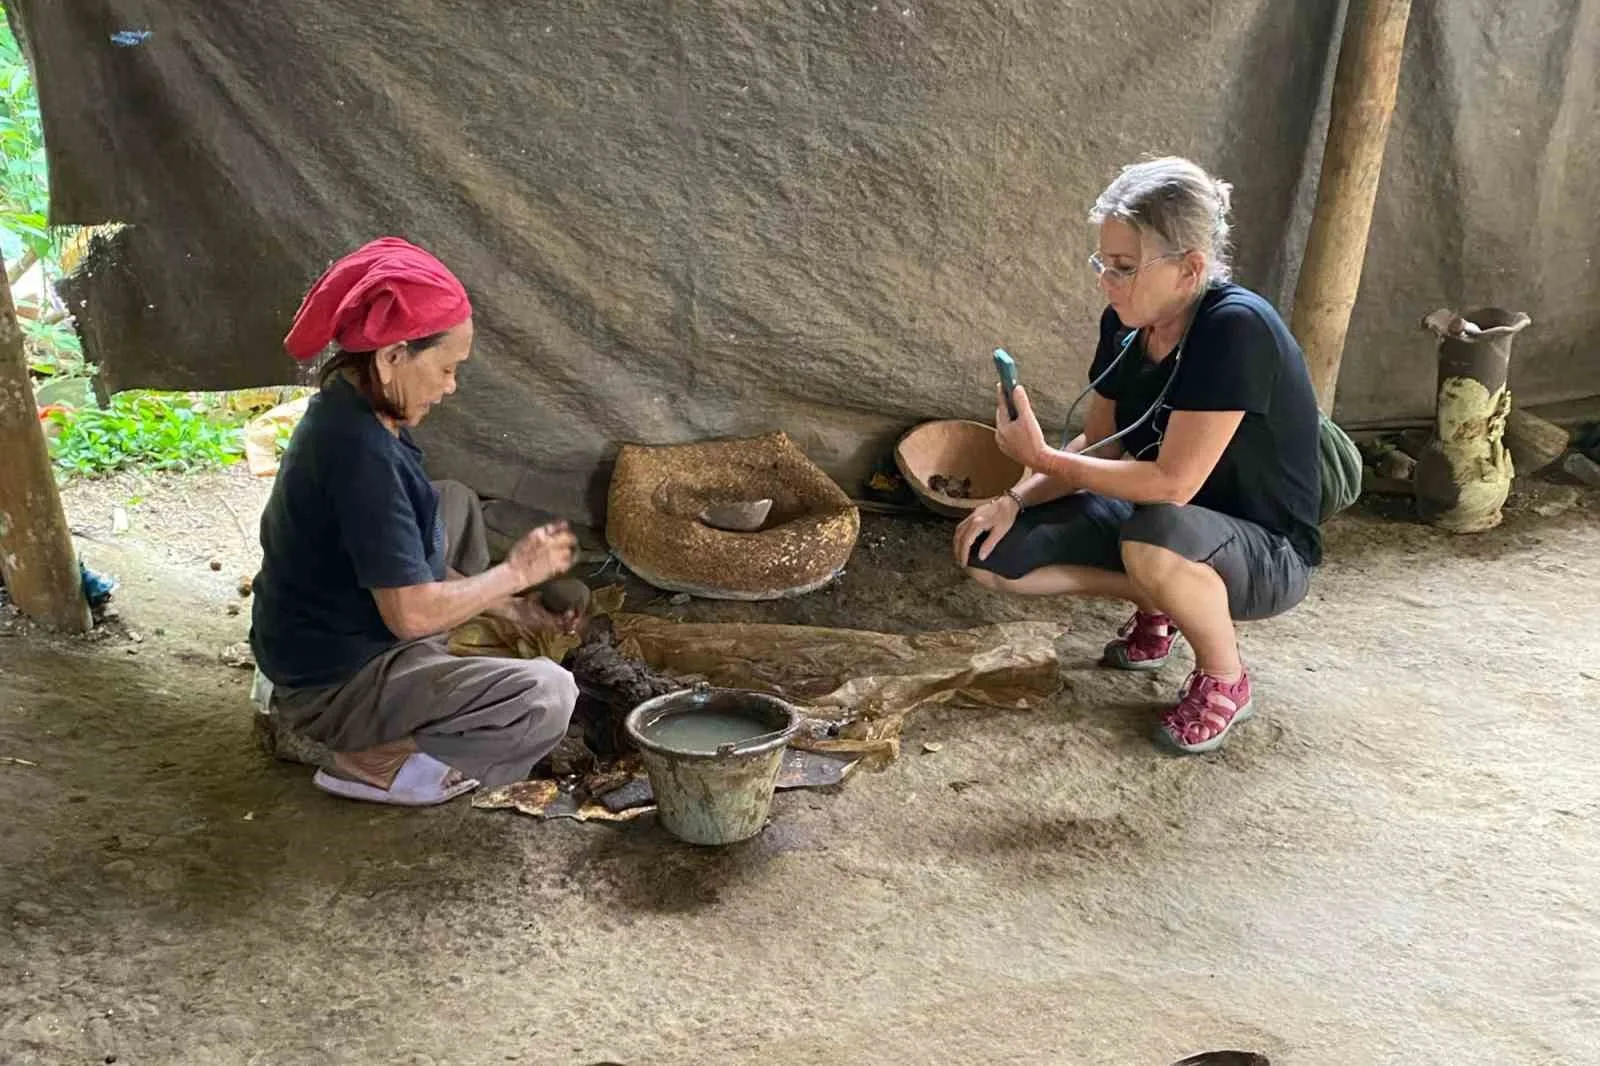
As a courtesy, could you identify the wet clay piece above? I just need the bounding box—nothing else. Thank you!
[606,432,859,600]
[537,576,592,615]
[927,474,973,499]
[895,419,1024,518]
[563,616,686,756]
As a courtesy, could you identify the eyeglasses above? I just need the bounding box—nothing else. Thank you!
[1088,250,1186,285]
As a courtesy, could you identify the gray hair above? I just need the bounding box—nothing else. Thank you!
[1089,157,1234,285]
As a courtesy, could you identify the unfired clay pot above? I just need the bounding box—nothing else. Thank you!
[1414,307,1531,533]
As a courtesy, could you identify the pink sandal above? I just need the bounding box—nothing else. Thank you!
[1102,610,1181,671]
[1158,669,1254,754]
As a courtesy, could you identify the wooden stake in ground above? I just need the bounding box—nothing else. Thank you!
[0,252,91,632]
[1290,0,1414,413]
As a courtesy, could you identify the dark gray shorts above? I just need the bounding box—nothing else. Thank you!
[967,494,1311,622]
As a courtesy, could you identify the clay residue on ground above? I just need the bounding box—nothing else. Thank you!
[2,467,1598,1065]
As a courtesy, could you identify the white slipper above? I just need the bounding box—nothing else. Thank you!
[312,752,479,807]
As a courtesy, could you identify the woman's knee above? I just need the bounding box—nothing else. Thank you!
[964,536,1032,586]
[514,658,578,731]
[543,660,580,714]
[433,478,472,509]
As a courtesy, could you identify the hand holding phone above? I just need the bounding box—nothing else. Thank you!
[993,348,1019,421]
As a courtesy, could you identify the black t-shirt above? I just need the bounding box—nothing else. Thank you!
[250,375,447,688]
[1087,283,1323,566]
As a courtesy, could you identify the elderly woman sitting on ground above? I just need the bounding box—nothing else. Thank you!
[250,237,580,806]
[957,157,1322,753]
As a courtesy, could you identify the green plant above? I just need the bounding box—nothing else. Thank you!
[0,20,51,268]
[21,316,88,375]
[1,17,87,378]
[48,392,247,477]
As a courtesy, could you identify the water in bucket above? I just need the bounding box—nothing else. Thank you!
[640,709,778,752]
[624,688,802,846]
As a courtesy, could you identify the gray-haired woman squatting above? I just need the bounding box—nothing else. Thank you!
[956,158,1322,753]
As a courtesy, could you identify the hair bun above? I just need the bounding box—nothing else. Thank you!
[1212,178,1234,220]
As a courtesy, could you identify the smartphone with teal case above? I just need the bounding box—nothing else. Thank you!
[993,348,1019,420]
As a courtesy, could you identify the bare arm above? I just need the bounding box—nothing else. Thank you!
[1010,393,1123,506]
[1031,409,1245,505]
[373,565,529,641]
[373,523,576,641]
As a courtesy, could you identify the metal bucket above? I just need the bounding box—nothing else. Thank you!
[624,687,803,846]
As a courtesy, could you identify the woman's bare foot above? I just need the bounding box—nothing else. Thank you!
[328,738,466,792]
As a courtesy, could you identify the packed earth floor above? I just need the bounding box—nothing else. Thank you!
[2,467,1597,1065]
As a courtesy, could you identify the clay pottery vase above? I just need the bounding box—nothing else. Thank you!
[1414,307,1531,533]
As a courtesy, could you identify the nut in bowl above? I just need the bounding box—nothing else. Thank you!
[894,419,1027,518]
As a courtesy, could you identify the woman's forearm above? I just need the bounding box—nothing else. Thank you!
[1009,430,1124,507]
[1010,470,1073,508]
[373,564,525,641]
[448,567,521,619]
[1031,448,1189,506]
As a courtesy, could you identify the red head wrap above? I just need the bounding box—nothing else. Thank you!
[284,237,472,361]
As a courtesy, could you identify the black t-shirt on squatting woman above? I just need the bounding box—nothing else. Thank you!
[1086,283,1323,567]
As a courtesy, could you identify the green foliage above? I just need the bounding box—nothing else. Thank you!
[0,19,51,266]
[1,17,84,375]
[48,392,247,477]
[21,316,88,374]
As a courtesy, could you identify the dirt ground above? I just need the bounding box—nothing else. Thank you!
[2,466,1598,1065]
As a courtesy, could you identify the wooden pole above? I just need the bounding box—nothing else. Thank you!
[1290,0,1414,414]
[0,251,91,632]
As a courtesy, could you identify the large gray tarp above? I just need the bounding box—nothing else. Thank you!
[12,0,1600,517]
